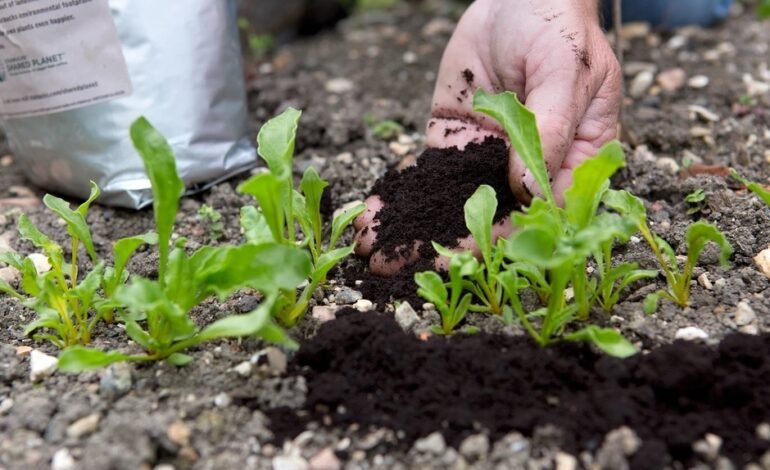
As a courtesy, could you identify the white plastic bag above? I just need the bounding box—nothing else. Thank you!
[0,0,255,208]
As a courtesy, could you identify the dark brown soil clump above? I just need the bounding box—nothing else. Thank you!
[370,137,519,263]
[268,311,770,468]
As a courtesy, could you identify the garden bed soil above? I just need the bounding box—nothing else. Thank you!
[1,1,770,469]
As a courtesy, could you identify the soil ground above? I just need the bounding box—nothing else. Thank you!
[1,1,770,469]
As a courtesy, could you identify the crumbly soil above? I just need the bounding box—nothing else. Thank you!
[1,1,770,469]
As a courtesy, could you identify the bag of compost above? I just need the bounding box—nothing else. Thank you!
[0,0,255,208]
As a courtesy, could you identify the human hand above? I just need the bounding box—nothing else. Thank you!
[355,0,622,275]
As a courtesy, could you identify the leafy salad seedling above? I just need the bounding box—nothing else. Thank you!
[58,118,310,371]
[602,190,733,312]
[731,170,770,207]
[415,89,638,358]
[238,108,366,327]
[198,204,225,241]
[685,189,706,215]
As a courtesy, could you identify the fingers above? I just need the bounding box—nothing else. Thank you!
[369,242,422,276]
[425,117,504,151]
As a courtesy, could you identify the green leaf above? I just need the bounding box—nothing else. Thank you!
[70,262,105,309]
[602,189,647,227]
[113,233,158,277]
[732,170,770,207]
[565,326,637,358]
[116,278,196,345]
[505,228,560,266]
[473,89,555,206]
[0,252,24,271]
[685,189,706,204]
[330,203,366,249]
[300,167,328,247]
[58,346,131,372]
[257,107,302,183]
[17,214,55,251]
[237,171,286,243]
[240,206,275,245]
[130,117,185,285]
[685,221,733,268]
[43,193,99,262]
[311,246,354,285]
[124,319,154,350]
[167,353,194,366]
[643,291,665,314]
[464,184,497,266]
[415,271,448,312]
[0,278,21,299]
[20,257,41,297]
[77,181,101,218]
[564,141,626,229]
[258,322,299,349]
[198,295,276,341]
[197,244,312,298]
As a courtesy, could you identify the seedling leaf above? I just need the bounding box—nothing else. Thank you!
[58,346,131,372]
[237,171,286,243]
[130,117,185,284]
[257,107,301,183]
[686,221,733,268]
[565,325,637,358]
[564,141,625,229]
[167,353,194,366]
[330,203,367,249]
[464,184,497,266]
[240,206,275,245]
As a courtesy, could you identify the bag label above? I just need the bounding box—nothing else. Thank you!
[0,0,132,119]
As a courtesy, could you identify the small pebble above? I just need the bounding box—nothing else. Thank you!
[250,346,288,375]
[51,448,76,470]
[353,299,374,312]
[555,452,578,470]
[675,327,709,341]
[629,70,655,98]
[335,287,363,305]
[756,423,770,441]
[655,157,679,174]
[0,155,13,168]
[754,246,770,279]
[395,302,419,331]
[232,361,252,378]
[693,433,722,461]
[697,273,713,290]
[740,325,759,335]
[335,152,353,165]
[0,266,19,284]
[688,105,720,122]
[413,432,446,455]
[99,362,133,399]
[312,306,339,323]
[0,398,12,415]
[28,253,52,274]
[29,349,58,382]
[734,301,757,326]
[167,421,191,446]
[308,448,340,470]
[66,413,100,438]
[325,78,354,94]
[214,392,232,408]
[688,75,710,88]
[422,303,435,311]
[402,51,417,64]
[273,455,309,470]
[657,68,686,91]
[459,434,489,461]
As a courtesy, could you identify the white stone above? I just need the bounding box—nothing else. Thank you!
[754,246,770,279]
[414,432,446,454]
[734,301,757,326]
[697,273,713,290]
[214,392,231,408]
[232,361,252,377]
[675,327,709,341]
[0,266,19,284]
[395,302,419,331]
[555,452,578,470]
[0,398,12,415]
[273,455,309,470]
[756,423,770,441]
[688,75,710,88]
[458,434,489,460]
[402,51,417,64]
[353,299,374,312]
[335,152,353,165]
[28,253,52,274]
[655,157,680,174]
[66,413,100,438]
[422,303,435,311]
[312,306,339,323]
[325,78,354,94]
[657,68,686,91]
[51,448,76,470]
[30,350,58,382]
[0,232,14,254]
[308,448,340,470]
[629,70,655,98]
[688,105,720,122]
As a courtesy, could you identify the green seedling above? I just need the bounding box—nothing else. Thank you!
[238,108,366,327]
[416,249,479,335]
[759,0,770,19]
[198,204,225,241]
[731,170,770,207]
[603,190,732,311]
[57,118,311,371]
[685,189,706,215]
[414,89,637,357]
[365,117,404,141]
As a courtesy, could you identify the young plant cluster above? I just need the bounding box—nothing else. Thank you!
[0,111,361,371]
[416,90,734,357]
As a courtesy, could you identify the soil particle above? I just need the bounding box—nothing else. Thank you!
[268,310,770,467]
[370,137,518,263]
[461,68,474,86]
